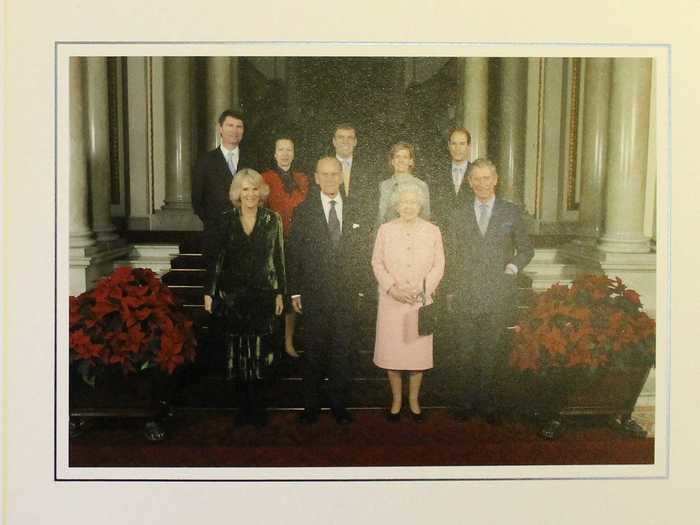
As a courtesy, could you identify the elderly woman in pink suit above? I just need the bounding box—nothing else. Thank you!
[372,182,445,422]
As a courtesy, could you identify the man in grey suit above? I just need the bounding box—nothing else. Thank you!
[446,158,534,423]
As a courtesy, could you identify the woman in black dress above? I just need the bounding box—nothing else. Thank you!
[203,168,286,427]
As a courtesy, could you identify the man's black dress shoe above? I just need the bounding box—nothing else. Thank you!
[385,410,401,423]
[332,407,353,425]
[298,409,320,425]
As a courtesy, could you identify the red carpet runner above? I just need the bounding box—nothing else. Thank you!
[69,408,654,468]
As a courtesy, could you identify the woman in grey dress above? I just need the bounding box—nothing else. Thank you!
[377,142,430,225]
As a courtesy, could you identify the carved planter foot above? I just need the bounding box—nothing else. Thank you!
[539,419,564,440]
[609,415,648,439]
[69,417,91,439]
[144,420,167,442]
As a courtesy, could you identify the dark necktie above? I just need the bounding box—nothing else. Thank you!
[328,200,341,245]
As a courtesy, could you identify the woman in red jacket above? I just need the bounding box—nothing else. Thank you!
[261,137,309,357]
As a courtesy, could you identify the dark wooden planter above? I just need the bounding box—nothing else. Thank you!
[70,364,172,418]
[535,364,652,439]
[559,365,651,417]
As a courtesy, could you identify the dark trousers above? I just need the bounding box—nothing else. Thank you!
[301,309,353,412]
[454,311,509,415]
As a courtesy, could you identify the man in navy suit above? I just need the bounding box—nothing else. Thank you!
[192,109,256,262]
[286,157,372,425]
[446,158,534,423]
[428,127,474,230]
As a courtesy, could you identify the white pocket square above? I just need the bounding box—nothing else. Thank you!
[352,223,360,229]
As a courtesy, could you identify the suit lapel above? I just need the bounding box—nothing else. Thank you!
[309,191,332,243]
[457,163,470,196]
[464,199,481,238]
[483,199,504,240]
[215,148,234,179]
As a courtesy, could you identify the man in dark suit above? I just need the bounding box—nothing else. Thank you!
[287,156,372,425]
[330,123,378,353]
[446,158,534,423]
[331,123,377,219]
[191,109,256,261]
[428,127,474,229]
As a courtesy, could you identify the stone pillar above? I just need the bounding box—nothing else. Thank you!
[162,57,193,211]
[462,58,489,160]
[598,58,653,253]
[231,57,241,111]
[69,57,95,250]
[85,57,119,241]
[205,57,232,149]
[578,58,612,242]
[70,58,130,295]
[496,58,528,203]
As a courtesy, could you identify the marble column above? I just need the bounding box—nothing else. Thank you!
[231,57,241,111]
[162,57,193,211]
[85,57,119,241]
[462,58,489,160]
[598,58,652,253]
[578,58,612,242]
[205,57,232,149]
[496,58,528,203]
[69,57,95,249]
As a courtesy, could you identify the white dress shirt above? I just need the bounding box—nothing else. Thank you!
[451,160,468,193]
[220,144,240,173]
[320,191,343,231]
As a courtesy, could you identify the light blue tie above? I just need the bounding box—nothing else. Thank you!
[227,150,236,175]
[478,203,489,236]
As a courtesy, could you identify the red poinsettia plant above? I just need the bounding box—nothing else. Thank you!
[69,267,196,375]
[510,274,655,373]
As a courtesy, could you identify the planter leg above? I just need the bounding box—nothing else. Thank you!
[143,401,172,443]
[144,420,166,442]
[539,418,564,440]
[609,414,648,439]
[69,417,90,439]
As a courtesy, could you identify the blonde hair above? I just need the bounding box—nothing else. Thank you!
[229,168,270,207]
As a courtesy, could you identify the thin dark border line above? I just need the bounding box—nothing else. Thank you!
[55,42,670,483]
[55,475,668,483]
[665,44,672,479]
[54,42,59,482]
[54,40,671,48]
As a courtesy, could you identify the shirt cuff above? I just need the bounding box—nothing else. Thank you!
[291,294,301,299]
[505,263,519,275]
